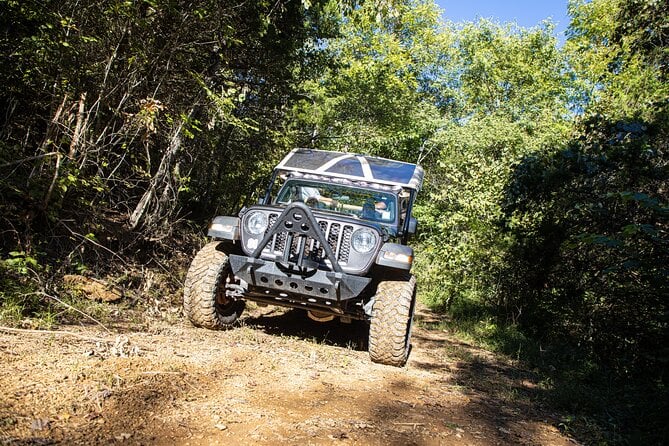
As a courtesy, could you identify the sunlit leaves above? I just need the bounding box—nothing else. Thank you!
[414,19,574,310]
[293,0,446,159]
[565,0,669,120]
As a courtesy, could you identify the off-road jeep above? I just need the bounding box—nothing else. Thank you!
[183,149,424,366]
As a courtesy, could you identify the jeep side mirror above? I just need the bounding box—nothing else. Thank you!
[407,217,418,235]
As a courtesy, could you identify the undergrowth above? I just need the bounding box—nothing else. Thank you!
[421,292,668,446]
[0,255,52,328]
[0,233,193,330]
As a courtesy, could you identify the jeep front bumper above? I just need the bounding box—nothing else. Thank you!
[228,254,371,303]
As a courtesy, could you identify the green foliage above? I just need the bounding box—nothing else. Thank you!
[411,4,667,442]
[488,0,668,380]
[414,0,667,386]
[0,252,48,325]
[566,0,669,120]
[501,116,668,374]
[0,0,345,332]
[482,2,669,442]
[0,0,340,254]
[2,251,39,276]
[413,19,573,310]
[290,0,446,160]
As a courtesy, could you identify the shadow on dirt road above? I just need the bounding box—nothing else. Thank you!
[0,304,576,445]
[243,307,369,351]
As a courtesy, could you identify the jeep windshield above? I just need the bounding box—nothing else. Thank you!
[275,179,397,224]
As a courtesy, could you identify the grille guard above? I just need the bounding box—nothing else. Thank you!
[229,202,371,301]
[253,201,344,271]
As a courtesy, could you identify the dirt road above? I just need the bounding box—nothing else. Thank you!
[0,305,575,445]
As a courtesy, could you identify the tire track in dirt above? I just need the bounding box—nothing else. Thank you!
[0,305,575,445]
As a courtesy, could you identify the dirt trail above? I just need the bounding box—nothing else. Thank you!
[0,305,575,445]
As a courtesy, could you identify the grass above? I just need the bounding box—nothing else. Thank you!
[0,270,56,328]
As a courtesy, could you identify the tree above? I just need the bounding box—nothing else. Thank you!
[499,0,668,379]
[413,19,574,310]
[565,0,669,120]
[0,0,339,276]
[289,0,447,161]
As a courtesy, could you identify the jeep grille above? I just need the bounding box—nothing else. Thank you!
[265,213,354,265]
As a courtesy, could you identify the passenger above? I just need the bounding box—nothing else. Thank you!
[361,201,378,220]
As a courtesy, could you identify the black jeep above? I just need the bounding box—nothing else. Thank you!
[183,149,423,366]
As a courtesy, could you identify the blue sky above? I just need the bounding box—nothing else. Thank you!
[435,0,571,41]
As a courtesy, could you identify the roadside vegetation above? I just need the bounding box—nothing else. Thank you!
[1,0,666,444]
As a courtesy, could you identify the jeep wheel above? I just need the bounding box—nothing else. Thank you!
[183,241,244,329]
[368,275,416,367]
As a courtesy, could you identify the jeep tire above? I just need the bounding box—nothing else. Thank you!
[368,274,416,367]
[183,241,244,329]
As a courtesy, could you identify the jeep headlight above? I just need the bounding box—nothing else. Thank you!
[245,211,268,235]
[351,228,377,253]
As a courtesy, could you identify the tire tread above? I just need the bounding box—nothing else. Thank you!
[183,241,242,329]
[368,274,416,366]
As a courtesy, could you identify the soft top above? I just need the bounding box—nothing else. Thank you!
[275,149,424,191]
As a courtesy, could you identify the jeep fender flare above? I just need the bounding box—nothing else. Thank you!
[208,216,241,241]
[375,243,413,270]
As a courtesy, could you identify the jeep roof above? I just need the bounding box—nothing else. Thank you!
[274,148,424,191]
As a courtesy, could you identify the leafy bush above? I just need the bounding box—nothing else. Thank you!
[500,115,668,379]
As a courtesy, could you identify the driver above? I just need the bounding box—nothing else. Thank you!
[361,201,379,219]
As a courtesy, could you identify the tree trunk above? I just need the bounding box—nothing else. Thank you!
[68,93,87,160]
[128,112,190,231]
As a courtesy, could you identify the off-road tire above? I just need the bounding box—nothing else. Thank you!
[368,274,416,367]
[183,241,244,329]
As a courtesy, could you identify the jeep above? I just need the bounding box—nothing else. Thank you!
[183,149,423,366]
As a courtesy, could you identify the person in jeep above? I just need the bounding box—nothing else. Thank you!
[183,149,423,366]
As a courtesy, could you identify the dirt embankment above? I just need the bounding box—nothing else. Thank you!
[0,306,575,445]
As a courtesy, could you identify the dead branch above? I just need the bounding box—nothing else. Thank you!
[0,326,109,342]
[68,92,87,160]
[0,152,60,169]
[42,152,62,209]
[38,94,68,153]
[129,111,191,230]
